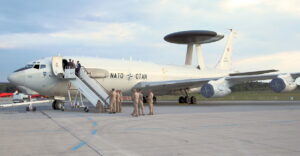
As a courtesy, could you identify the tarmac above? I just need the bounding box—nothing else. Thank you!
[1,99,300,156]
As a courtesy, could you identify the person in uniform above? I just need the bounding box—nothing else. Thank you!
[115,90,120,113]
[116,90,123,113]
[67,59,72,69]
[147,90,154,115]
[109,88,117,113]
[138,89,145,116]
[131,89,139,117]
[75,61,81,76]
[118,90,123,112]
[71,60,76,69]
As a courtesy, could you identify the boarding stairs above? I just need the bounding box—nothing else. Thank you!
[64,67,110,108]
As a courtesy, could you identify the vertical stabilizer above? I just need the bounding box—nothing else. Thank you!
[216,29,237,70]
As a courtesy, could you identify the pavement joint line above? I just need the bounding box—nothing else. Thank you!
[39,111,103,156]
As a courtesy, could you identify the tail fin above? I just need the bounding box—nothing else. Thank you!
[216,29,237,70]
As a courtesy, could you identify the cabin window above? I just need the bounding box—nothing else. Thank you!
[33,64,40,69]
[40,64,46,69]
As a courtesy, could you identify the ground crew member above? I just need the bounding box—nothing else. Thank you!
[119,90,123,112]
[138,89,145,116]
[131,89,139,117]
[116,90,123,113]
[109,88,117,113]
[116,90,120,113]
[147,90,154,115]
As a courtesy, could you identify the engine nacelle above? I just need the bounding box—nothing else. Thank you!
[200,78,231,98]
[270,74,297,93]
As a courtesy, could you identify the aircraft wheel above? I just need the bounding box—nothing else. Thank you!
[190,96,197,104]
[26,107,30,111]
[143,96,147,103]
[153,96,157,104]
[52,100,58,110]
[32,106,37,112]
[178,96,185,103]
[55,101,64,110]
[84,107,89,113]
[184,96,191,104]
[61,105,65,111]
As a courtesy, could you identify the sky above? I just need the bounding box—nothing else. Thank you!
[0,0,300,81]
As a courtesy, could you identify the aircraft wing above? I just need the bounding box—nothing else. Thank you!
[136,72,300,94]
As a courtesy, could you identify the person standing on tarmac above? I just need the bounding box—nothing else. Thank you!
[115,90,120,113]
[109,88,117,113]
[116,90,123,113]
[138,89,145,116]
[147,90,154,115]
[131,89,139,117]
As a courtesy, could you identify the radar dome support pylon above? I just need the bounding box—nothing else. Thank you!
[164,30,224,70]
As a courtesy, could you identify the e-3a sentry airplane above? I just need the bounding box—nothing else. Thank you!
[6,30,300,112]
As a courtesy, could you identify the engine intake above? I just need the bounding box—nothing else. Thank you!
[270,74,297,93]
[200,78,231,98]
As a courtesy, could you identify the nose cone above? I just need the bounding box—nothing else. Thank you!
[7,72,25,85]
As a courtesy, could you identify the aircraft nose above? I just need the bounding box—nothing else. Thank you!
[7,72,25,85]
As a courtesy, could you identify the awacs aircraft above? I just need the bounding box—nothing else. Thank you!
[7,30,300,111]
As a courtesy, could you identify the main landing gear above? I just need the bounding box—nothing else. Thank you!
[178,96,196,104]
[52,100,65,111]
[178,89,197,104]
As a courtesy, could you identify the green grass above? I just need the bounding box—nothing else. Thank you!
[158,90,300,101]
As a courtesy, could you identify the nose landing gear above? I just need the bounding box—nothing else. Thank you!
[52,100,65,111]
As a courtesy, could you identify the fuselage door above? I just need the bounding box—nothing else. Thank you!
[51,56,64,76]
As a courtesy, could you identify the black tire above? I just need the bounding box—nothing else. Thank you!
[190,96,197,104]
[184,96,191,104]
[55,101,64,110]
[143,96,147,103]
[84,107,89,113]
[26,107,30,111]
[52,100,57,110]
[153,96,157,104]
[61,106,65,111]
[32,106,37,112]
[178,96,185,103]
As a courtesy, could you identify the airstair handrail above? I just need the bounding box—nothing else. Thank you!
[77,66,110,105]
[80,66,110,94]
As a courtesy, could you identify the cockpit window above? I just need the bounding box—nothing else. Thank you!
[40,64,46,69]
[14,64,34,72]
[33,64,40,69]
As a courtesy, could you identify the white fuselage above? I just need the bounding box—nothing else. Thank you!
[8,56,230,97]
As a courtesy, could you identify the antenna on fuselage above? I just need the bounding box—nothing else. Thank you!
[164,30,224,70]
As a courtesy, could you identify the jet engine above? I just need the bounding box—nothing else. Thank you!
[200,78,231,98]
[270,74,297,93]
